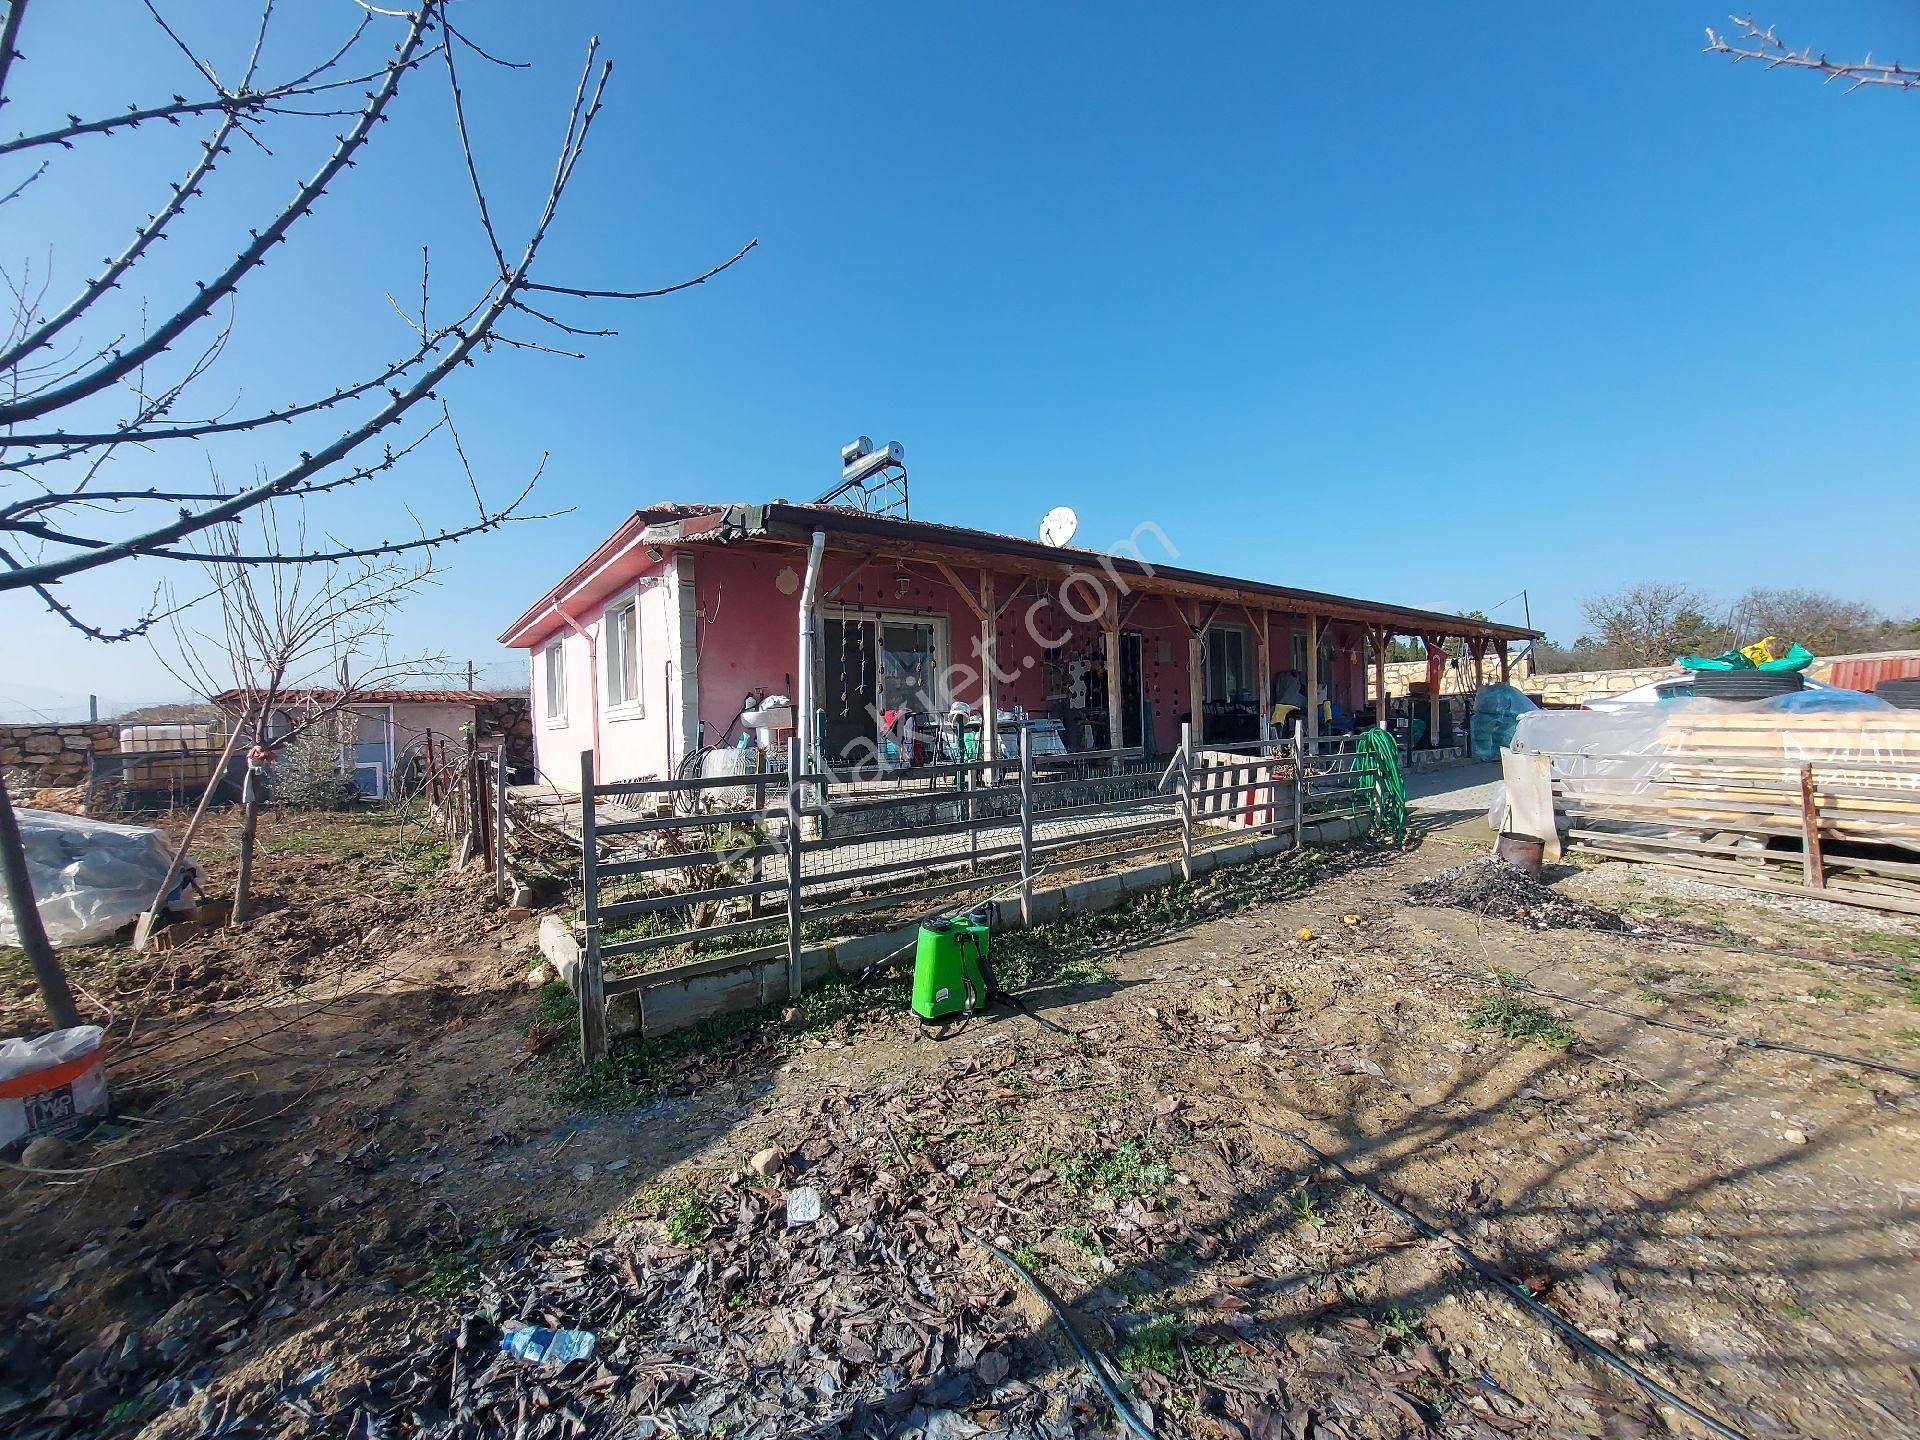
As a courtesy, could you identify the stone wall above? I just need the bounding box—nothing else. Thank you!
[479,696,534,773]
[0,723,120,790]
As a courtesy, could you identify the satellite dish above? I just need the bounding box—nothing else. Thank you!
[1038,505,1079,548]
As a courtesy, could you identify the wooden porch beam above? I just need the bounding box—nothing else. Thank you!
[993,577,1030,622]
[931,560,985,620]
[821,552,874,602]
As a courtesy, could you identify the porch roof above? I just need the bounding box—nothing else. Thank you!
[498,501,1539,647]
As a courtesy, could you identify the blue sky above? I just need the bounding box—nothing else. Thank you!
[4,1,1918,718]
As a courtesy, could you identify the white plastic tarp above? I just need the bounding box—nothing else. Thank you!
[0,810,196,947]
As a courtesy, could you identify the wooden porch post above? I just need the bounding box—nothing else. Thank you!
[979,569,998,779]
[1425,635,1443,750]
[1498,642,1511,684]
[1102,595,1124,755]
[1305,615,1320,741]
[1185,601,1205,747]
[1374,628,1389,732]
[1253,609,1272,745]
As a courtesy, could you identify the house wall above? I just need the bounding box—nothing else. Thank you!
[518,535,1479,781]
[387,702,480,761]
[527,555,679,788]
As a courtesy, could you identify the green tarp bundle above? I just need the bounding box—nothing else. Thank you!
[1676,642,1814,673]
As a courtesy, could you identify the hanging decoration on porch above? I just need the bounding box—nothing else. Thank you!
[1423,635,1447,697]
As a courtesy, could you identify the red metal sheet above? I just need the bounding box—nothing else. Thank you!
[1823,653,1920,693]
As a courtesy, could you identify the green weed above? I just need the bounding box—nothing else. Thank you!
[1462,992,1577,1051]
[1061,1137,1174,1200]
[1120,1312,1189,1375]
[1288,1190,1325,1228]
[1374,1306,1419,1344]
[417,1250,480,1299]
[640,1181,712,1246]
[1059,1222,1105,1257]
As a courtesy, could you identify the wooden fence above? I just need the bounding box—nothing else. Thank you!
[567,721,1389,1059]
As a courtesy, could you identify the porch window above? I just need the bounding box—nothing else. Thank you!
[1205,626,1252,702]
[543,639,566,721]
[605,599,640,710]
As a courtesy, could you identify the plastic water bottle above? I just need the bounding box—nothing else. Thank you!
[500,1325,596,1366]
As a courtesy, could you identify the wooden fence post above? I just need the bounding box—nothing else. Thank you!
[1178,720,1194,881]
[1799,763,1826,889]
[577,750,607,1066]
[493,747,509,900]
[786,741,804,1000]
[1017,726,1034,925]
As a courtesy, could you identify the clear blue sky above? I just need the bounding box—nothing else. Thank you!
[5,1,1918,719]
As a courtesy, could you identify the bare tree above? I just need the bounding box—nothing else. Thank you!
[161,505,437,924]
[1707,16,1920,93]
[0,0,752,1021]
[1580,582,1727,667]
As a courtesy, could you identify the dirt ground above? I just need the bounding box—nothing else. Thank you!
[3,802,1917,1439]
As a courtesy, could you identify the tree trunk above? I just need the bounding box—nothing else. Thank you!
[232,770,263,925]
[0,769,82,1029]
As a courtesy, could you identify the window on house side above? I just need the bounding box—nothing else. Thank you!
[544,640,566,720]
[1205,627,1251,702]
[606,600,640,709]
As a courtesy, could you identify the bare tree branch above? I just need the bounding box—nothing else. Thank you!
[1706,15,1920,92]
[0,5,435,424]
[0,0,751,631]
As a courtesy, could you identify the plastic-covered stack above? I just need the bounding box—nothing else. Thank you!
[1469,683,1539,762]
[0,810,195,947]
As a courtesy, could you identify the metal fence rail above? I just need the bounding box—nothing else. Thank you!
[572,717,1388,1061]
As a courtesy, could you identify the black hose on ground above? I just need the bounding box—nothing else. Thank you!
[1438,966,1920,1083]
[1245,1120,1755,1440]
[1641,927,1909,979]
[963,1226,1156,1440]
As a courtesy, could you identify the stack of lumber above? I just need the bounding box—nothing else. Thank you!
[1545,708,1920,916]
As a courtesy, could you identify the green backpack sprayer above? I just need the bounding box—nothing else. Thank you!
[910,910,995,1022]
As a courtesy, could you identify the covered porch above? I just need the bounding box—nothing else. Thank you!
[662,504,1534,772]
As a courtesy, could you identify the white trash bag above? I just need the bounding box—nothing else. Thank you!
[0,809,197,947]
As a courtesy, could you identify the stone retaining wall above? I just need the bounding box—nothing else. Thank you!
[0,723,120,790]
[479,697,534,772]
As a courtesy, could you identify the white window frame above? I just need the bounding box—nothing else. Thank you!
[542,638,568,727]
[604,592,643,717]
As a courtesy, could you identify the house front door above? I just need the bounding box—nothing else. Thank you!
[820,613,945,768]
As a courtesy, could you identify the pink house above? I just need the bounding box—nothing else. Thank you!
[498,503,1534,789]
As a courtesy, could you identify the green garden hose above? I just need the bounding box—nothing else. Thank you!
[1350,727,1407,845]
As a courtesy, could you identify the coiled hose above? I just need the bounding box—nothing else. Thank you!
[1350,727,1407,845]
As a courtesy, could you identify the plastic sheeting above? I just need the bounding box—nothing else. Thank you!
[1469,683,1539,762]
[1509,689,1897,766]
[0,810,196,948]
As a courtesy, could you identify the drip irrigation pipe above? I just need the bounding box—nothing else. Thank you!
[1640,928,1908,979]
[1246,1120,1754,1440]
[964,1226,1156,1440]
[1438,967,1920,1083]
